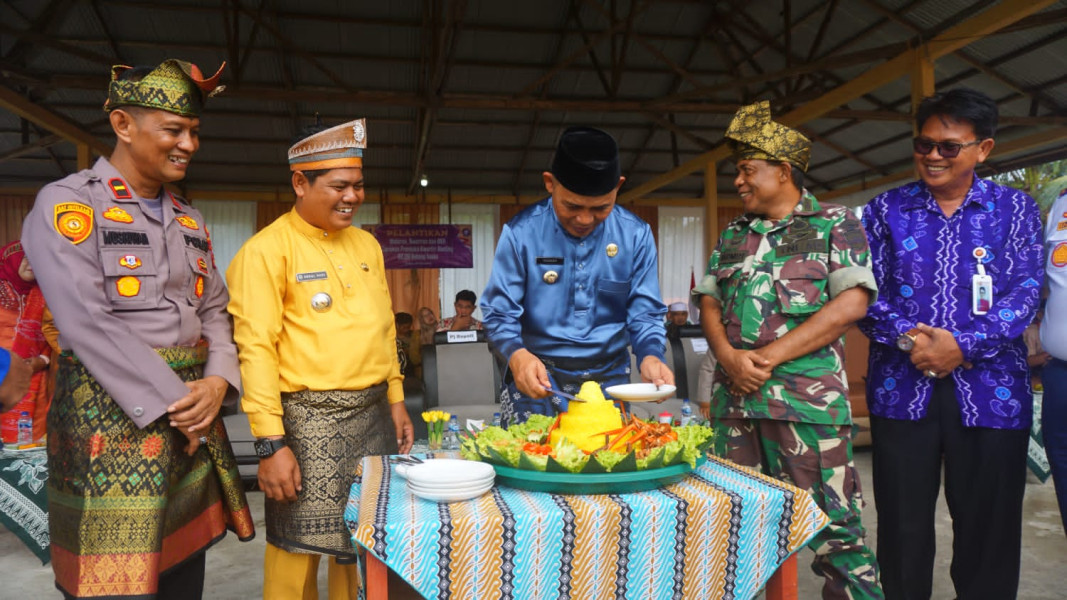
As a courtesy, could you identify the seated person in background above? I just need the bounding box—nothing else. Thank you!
[665,301,690,338]
[394,312,422,379]
[0,241,52,442]
[418,306,438,346]
[438,290,483,332]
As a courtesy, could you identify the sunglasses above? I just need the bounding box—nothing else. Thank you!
[912,137,982,158]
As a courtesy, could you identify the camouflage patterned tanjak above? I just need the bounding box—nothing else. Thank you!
[693,191,877,426]
[725,100,812,172]
[105,59,225,118]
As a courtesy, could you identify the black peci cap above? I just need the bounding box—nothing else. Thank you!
[550,126,621,196]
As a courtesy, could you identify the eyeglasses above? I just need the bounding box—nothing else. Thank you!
[912,137,983,158]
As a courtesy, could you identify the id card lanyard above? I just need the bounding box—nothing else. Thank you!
[971,247,992,315]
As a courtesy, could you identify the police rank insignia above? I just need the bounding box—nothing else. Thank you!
[116,276,141,297]
[119,255,142,269]
[195,276,204,298]
[176,215,199,230]
[54,202,94,245]
[606,243,619,257]
[108,178,132,199]
[103,206,134,223]
[197,257,208,273]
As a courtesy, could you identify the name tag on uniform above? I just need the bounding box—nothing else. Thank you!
[537,257,564,265]
[446,330,478,344]
[296,271,328,282]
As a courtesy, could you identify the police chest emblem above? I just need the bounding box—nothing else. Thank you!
[54,202,94,245]
[176,215,199,230]
[116,276,140,297]
[119,255,141,269]
[197,257,209,273]
[1053,242,1067,268]
[103,206,134,223]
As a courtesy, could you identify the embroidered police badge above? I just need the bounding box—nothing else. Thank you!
[54,202,94,245]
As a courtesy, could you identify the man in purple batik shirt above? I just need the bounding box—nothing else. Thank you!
[859,88,1043,600]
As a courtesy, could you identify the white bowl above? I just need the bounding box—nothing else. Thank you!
[404,459,495,486]
[605,383,677,402]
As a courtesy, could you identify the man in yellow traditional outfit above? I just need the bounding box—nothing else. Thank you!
[23,59,255,599]
[227,119,414,599]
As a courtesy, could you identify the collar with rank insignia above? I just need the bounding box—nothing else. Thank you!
[108,178,132,199]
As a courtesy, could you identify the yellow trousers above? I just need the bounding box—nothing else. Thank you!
[263,543,360,600]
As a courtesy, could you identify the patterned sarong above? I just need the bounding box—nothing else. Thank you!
[268,385,397,560]
[48,347,255,598]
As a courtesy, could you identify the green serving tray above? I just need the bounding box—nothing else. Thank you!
[493,456,706,495]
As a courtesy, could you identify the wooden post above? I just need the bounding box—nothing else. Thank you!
[365,552,388,600]
[76,143,91,170]
[911,51,936,136]
[704,160,718,256]
[766,554,799,600]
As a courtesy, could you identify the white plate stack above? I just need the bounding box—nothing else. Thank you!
[397,458,496,503]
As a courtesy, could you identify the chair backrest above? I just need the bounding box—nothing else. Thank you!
[422,331,499,409]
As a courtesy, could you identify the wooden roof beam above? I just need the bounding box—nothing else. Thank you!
[0,84,111,157]
[619,0,1057,202]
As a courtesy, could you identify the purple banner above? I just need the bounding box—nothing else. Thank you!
[363,224,474,269]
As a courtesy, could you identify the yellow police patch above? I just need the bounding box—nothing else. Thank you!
[103,206,134,223]
[195,276,204,298]
[1057,220,1067,231]
[196,257,208,273]
[54,202,93,245]
[116,276,141,297]
[1053,242,1067,268]
[176,215,199,230]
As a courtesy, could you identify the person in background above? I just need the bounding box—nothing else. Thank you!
[0,348,32,411]
[22,58,254,599]
[395,312,421,378]
[859,87,1043,599]
[418,306,438,346]
[694,101,881,600]
[1042,188,1067,538]
[227,118,414,600]
[438,289,483,331]
[0,241,52,442]
[665,301,691,338]
[481,126,673,425]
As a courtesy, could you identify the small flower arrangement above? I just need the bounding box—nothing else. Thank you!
[422,410,451,450]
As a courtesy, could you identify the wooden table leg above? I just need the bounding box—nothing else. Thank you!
[365,551,389,600]
[766,555,798,600]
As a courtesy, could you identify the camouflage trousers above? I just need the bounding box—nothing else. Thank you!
[712,418,883,600]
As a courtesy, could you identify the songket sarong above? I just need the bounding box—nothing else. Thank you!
[47,347,255,598]
[268,384,397,560]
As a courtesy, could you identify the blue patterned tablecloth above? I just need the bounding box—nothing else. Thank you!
[345,453,828,600]
[0,446,50,564]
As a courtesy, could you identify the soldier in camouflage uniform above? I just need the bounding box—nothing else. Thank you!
[693,101,883,600]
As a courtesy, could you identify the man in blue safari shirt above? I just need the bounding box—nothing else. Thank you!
[481,126,674,424]
[859,87,1043,600]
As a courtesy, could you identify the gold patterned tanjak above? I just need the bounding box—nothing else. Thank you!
[724,100,812,172]
[288,118,367,172]
[105,59,225,118]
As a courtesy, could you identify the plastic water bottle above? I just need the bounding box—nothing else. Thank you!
[492,412,502,428]
[679,398,694,427]
[445,415,460,450]
[17,411,32,445]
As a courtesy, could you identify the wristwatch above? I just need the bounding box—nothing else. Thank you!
[254,438,286,458]
[896,327,921,352]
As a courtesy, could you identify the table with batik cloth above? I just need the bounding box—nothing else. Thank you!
[345,453,830,600]
[0,446,50,564]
